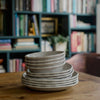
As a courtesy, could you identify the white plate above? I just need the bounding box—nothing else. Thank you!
[26,63,73,75]
[25,55,65,63]
[22,80,79,92]
[22,71,79,82]
[25,51,65,60]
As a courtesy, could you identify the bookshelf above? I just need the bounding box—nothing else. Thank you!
[0,0,98,73]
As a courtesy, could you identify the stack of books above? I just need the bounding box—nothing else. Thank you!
[0,39,12,50]
[15,0,96,14]
[71,31,96,52]
[15,14,39,36]
[70,15,92,28]
[13,38,39,50]
[9,59,25,72]
[41,40,53,52]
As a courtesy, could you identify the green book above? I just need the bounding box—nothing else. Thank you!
[43,0,47,12]
[19,15,24,36]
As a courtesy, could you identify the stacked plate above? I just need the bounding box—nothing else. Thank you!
[22,51,79,92]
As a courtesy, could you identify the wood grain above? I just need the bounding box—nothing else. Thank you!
[0,72,100,100]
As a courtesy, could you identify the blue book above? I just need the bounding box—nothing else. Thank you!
[15,14,19,36]
[47,0,51,12]
[73,0,76,14]
[0,39,11,43]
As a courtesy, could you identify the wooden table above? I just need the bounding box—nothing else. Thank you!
[0,72,100,100]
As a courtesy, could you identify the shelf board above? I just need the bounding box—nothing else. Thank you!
[14,11,96,16]
[72,13,96,16]
[71,26,96,31]
[0,36,41,39]
[0,49,40,53]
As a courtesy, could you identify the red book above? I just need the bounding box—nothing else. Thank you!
[16,59,19,72]
[51,0,54,12]
[71,32,77,52]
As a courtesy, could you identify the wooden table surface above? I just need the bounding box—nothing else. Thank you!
[0,72,100,100]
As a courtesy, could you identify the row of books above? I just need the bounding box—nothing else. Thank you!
[9,59,25,72]
[15,0,96,14]
[14,38,39,50]
[71,31,96,52]
[70,15,92,28]
[15,14,39,36]
[0,39,12,50]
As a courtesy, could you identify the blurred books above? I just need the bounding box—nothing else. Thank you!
[71,31,96,52]
[13,38,39,50]
[15,0,96,14]
[0,39,12,50]
[9,59,25,72]
[41,40,53,52]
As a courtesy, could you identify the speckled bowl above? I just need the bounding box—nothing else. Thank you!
[25,51,65,60]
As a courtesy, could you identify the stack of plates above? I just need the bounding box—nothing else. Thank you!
[22,51,79,91]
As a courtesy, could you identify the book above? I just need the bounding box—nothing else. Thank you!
[47,0,51,12]
[19,15,24,36]
[51,0,54,12]
[0,39,11,43]
[0,0,6,10]
[32,15,39,36]
[19,0,23,11]
[16,38,34,42]
[15,0,19,11]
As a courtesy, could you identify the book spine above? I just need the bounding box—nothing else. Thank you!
[68,0,72,13]
[43,0,47,12]
[33,15,39,36]
[73,0,76,14]
[15,0,19,11]
[24,15,28,36]
[19,0,23,11]
[0,0,6,9]
[51,0,54,12]
[31,0,34,11]
[25,0,30,11]
[54,0,58,12]
[0,39,11,43]
[19,15,24,36]
[47,0,51,12]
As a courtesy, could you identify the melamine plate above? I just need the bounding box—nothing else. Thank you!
[22,71,79,82]
[26,63,73,75]
[25,51,65,60]
[22,80,79,92]
[25,55,65,63]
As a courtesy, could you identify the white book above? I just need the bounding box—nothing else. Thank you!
[84,34,88,52]
[59,0,63,12]
[83,0,86,14]
[63,0,67,12]
[70,15,73,28]
[77,0,81,14]
[9,60,13,72]
[96,4,100,53]
[39,0,42,12]
[68,0,72,13]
